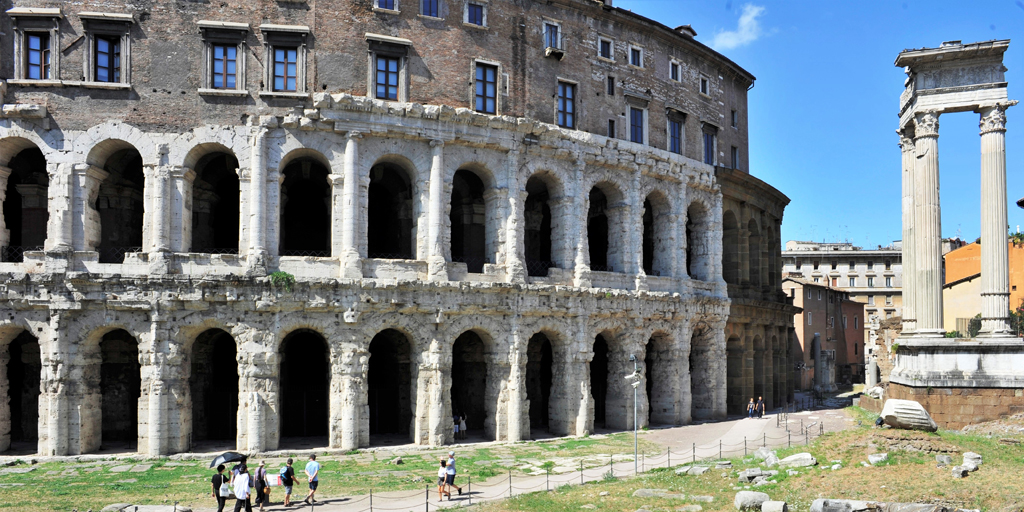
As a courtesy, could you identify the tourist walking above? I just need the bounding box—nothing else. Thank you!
[212,464,229,512]
[253,461,269,511]
[445,451,462,495]
[436,459,451,501]
[303,454,321,505]
[281,458,301,507]
[747,398,755,418]
[756,396,765,418]
[232,464,253,512]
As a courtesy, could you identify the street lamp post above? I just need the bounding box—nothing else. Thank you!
[627,354,641,475]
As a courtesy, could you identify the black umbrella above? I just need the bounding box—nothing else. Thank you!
[210,451,247,469]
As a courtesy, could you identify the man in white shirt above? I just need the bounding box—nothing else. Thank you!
[232,464,253,512]
[446,451,462,495]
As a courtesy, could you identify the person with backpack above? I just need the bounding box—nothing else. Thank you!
[280,458,302,507]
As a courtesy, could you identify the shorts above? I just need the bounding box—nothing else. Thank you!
[284,486,293,495]
[309,481,319,491]
[444,473,455,485]
[437,477,445,486]
[454,425,459,432]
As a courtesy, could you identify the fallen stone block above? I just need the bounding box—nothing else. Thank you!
[830,464,842,471]
[963,452,983,466]
[633,489,669,498]
[865,386,883,399]
[599,491,609,496]
[762,501,789,512]
[880,399,938,432]
[951,466,968,478]
[675,465,711,476]
[734,491,770,510]
[677,506,703,512]
[961,461,978,472]
[935,454,953,466]
[101,504,131,512]
[764,453,780,467]
[753,447,776,460]
[389,456,403,465]
[810,499,876,512]
[690,496,714,502]
[787,469,800,475]
[776,453,817,468]
[716,461,733,469]
[868,453,888,465]
[0,467,35,474]
[738,468,766,482]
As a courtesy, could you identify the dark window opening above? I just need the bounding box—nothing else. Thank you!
[557,81,575,129]
[630,107,644,144]
[95,36,121,83]
[452,331,490,439]
[669,120,682,154]
[273,46,298,92]
[630,47,642,66]
[608,119,616,138]
[590,335,609,429]
[3,148,48,262]
[599,39,612,59]
[525,333,553,432]
[375,55,400,100]
[6,331,40,446]
[474,63,497,114]
[450,170,487,273]
[544,23,559,49]
[524,176,553,277]
[191,153,240,254]
[100,329,140,448]
[606,76,615,96]
[97,148,145,263]
[669,61,679,81]
[587,187,610,272]
[280,158,330,257]
[467,3,484,25]
[422,0,439,17]
[731,146,739,170]
[378,0,395,9]
[368,163,414,259]
[189,329,238,445]
[280,330,329,439]
[368,329,413,441]
[642,199,654,275]
[646,335,671,425]
[26,33,51,80]
[703,129,715,165]
[212,44,237,89]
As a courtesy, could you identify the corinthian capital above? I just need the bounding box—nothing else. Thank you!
[978,102,1015,134]
[897,127,916,151]
[913,111,940,138]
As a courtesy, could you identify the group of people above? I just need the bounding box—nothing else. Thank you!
[211,454,322,512]
[452,413,468,440]
[746,396,766,418]
[436,451,464,501]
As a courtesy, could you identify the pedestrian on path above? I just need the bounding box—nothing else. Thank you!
[747,398,755,418]
[281,458,301,507]
[756,396,765,418]
[232,464,253,512]
[446,451,462,495]
[303,454,321,505]
[254,461,269,511]
[212,464,229,512]
[436,459,451,501]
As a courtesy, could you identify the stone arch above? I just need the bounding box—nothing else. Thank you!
[644,331,674,425]
[91,139,145,263]
[686,200,713,281]
[524,171,568,276]
[748,218,762,287]
[93,329,141,450]
[0,329,41,453]
[280,150,331,257]
[0,134,59,168]
[587,181,626,272]
[82,123,158,167]
[449,168,489,273]
[588,328,633,431]
[690,324,716,420]
[188,328,238,448]
[450,329,497,441]
[279,329,330,440]
[722,209,740,285]
[188,145,240,254]
[368,158,416,259]
[176,129,251,171]
[367,328,414,443]
[642,190,672,277]
[2,142,48,262]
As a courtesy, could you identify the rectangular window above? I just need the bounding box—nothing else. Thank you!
[26,33,51,80]
[700,75,709,95]
[843,316,848,329]
[599,38,613,59]
[608,119,616,138]
[467,3,484,26]
[669,120,682,154]
[95,35,121,83]
[274,47,298,92]
[867,261,874,269]
[855,316,859,329]
[830,317,834,328]
[886,294,892,305]
[813,261,819,270]
[806,289,811,299]
[474,63,497,114]
[378,0,396,9]
[867,277,874,287]
[868,295,875,305]
[731,110,738,127]
[630,47,642,66]
[818,290,822,300]
[670,61,679,81]
[629,107,644,144]
[731,146,739,170]
[422,0,439,17]
[807,312,813,325]
[885,260,892,270]
[885,276,892,288]
[703,130,715,165]
[375,55,400,100]
[545,23,560,49]
[557,81,575,129]
[849,277,855,287]
[211,44,237,89]
[831,278,838,287]
[849,261,856,270]
[606,76,615,96]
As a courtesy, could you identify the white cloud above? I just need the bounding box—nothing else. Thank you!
[710,4,765,51]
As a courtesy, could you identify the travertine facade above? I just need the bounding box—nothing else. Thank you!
[0,0,787,455]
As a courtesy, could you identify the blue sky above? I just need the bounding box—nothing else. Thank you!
[616,0,1024,249]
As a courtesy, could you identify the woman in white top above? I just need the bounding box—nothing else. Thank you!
[436,460,451,501]
[232,464,253,512]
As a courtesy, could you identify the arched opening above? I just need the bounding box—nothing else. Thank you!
[189,329,238,448]
[726,335,745,415]
[191,153,240,254]
[748,219,761,287]
[590,334,609,428]
[587,187,610,271]
[3,331,40,452]
[452,331,489,438]
[690,326,715,420]
[645,333,672,425]
[686,202,711,281]
[753,336,765,404]
[525,333,553,433]
[368,329,413,443]
[450,170,486,273]
[524,175,554,277]
[100,329,140,450]
[2,148,48,262]
[367,163,414,259]
[97,148,144,263]
[280,330,329,441]
[642,193,671,277]
[722,211,740,285]
[280,158,330,257]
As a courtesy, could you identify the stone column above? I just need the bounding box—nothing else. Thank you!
[504,147,526,283]
[978,103,1015,336]
[630,166,647,290]
[144,164,171,254]
[170,167,195,253]
[912,111,944,336]
[337,346,366,450]
[899,129,917,334]
[572,158,591,287]
[426,140,447,281]
[44,162,73,251]
[340,131,362,278]
[248,126,269,273]
[505,320,526,442]
[71,164,108,252]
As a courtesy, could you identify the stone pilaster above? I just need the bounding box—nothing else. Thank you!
[911,111,944,335]
[340,131,362,278]
[332,344,365,450]
[237,333,276,452]
[426,140,447,281]
[505,320,526,441]
[899,129,917,334]
[978,103,1016,336]
[572,158,591,287]
[71,164,108,252]
[44,162,73,251]
[248,127,269,274]
[629,166,647,290]
[170,167,195,253]
[504,147,526,283]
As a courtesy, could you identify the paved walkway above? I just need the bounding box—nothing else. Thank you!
[194,395,855,512]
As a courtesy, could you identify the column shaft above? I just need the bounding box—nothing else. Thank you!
[912,111,944,335]
[979,104,1014,335]
[427,140,447,280]
[504,147,526,283]
[899,131,917,333]
[340,132,362,278]
[249,127,268,266]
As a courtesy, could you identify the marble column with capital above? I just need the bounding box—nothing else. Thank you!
[426,139,448,281]
[978,103,1016,336]
[912,111,944,335]
[899,129,917,334]
[340,131,363,278]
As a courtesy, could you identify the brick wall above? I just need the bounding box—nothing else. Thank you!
[888,383,1024,430]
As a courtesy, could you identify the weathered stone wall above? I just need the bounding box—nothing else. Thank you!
[887,383,1024,430]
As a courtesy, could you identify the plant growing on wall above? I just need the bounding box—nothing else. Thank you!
[270,271,295,292]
